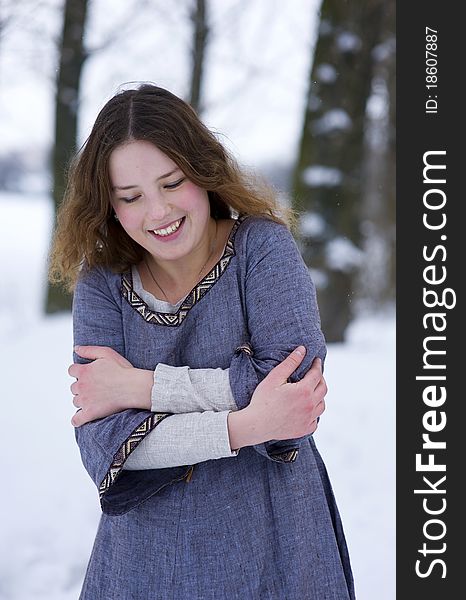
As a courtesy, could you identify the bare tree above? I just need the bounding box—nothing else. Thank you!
[45,0,212,313]
[189,0,209,113]
[0,0,13,38]
[46,0,89,313]
[292,0,395,342]
[0,0,17,58]
[358,2,395,310]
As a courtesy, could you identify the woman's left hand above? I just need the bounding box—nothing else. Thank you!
[68,346,153,427]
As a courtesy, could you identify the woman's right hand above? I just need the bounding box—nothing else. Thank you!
[227,347,327,450]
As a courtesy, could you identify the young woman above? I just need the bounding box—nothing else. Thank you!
[49,84,355,599]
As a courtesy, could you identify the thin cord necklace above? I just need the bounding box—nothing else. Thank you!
[143,220,218,304]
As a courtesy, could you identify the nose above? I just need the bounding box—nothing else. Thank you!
[144,191,171,222]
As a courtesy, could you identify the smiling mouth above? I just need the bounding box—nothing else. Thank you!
[150,217,185,237]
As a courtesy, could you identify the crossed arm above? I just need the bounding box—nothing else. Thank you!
[70,221,327,511]
[68,345,327,468]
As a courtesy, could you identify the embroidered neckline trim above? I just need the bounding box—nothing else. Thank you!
[121,215,246,327]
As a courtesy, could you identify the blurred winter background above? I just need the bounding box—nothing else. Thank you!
[0,0,395,598]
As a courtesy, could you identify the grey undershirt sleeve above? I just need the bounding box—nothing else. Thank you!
[124,410,238,470]
[124,367,239,470]
[151,364,237,413]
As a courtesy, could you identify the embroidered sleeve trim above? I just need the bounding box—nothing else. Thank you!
[267,448,299,463]
[98,412,170,499]
[235,342,253,356]
[121,215,247,327]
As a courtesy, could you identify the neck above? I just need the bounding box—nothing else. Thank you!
[145,218,218,290]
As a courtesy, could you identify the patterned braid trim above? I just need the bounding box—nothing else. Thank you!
[268,448,299,463]
[98,412,170,498]
[121,215,247,327]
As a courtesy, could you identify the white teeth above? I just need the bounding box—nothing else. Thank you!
[151,218,182,237]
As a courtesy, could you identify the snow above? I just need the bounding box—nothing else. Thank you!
[0,192,395,600]
[337,31,362,54]
[313,108,352,135]
[302,164,343,187]
[372,37,396,64]
[0,1,394,597]
[0,194,100,600]
[326,236,364,272]
[315,63,338,84]
[299,211,326,237]
[367,83,389,121]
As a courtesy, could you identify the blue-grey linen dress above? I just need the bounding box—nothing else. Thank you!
[73,215,356,600]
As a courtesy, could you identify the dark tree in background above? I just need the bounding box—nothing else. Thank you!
[292,0,395,342]
[42,0,394,326]
[359,1,395,311]
[0,1,16,74]
[44,0,210,313]
[46,0,89,313]
[189,0,209,113]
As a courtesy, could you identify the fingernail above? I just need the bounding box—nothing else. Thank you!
[295,345,306,356]
[74,345,80,352]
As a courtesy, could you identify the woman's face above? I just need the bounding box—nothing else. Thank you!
[109,140,212,267]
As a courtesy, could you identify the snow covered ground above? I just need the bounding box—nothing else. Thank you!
[0,192,395,599]
[0,3,395,596]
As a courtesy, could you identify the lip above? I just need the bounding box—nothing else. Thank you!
[148,216,186,242]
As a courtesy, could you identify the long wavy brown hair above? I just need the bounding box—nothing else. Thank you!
[49,83,295,291]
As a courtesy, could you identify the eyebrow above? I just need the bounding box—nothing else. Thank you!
[112,168,181,191]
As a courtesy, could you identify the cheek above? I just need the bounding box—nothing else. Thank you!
[115,207,140,232]
[183,183,210,212]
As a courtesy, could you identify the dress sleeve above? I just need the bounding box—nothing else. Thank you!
[72,266,193,516]
[228,220,327,463]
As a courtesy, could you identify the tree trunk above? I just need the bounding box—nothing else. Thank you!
[292,0,392,341]
[358,1,396,310]
[189,0,208,113]
[45,0,89,314]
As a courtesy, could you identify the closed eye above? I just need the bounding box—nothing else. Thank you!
[164,177,185,190]
[120,194,141,204]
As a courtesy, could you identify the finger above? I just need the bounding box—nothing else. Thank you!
[310,356,323,373]
[299,358,323,389]
[264,346,306,386]
[74,345,115,361]
[314,377,328,399]
[74,345,132,368]
[71,408,91,428]
[72,396,81,408]
[315,398,326,418]
[71,408,84,427]
[310,377,327,400]
[321,376,328,395]
[309,419,318,434]
[68,363,80,378]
